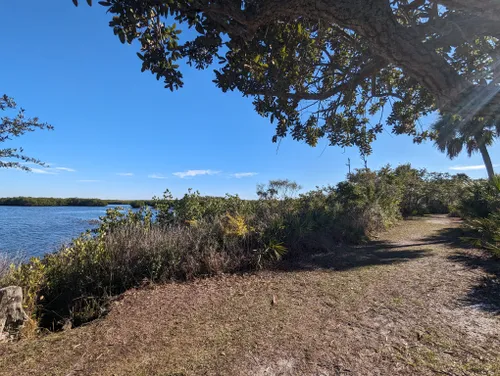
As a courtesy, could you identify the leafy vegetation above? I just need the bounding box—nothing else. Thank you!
[106,199,155,208]
[0,197,107,207]
[394,165,471,216]
[0,197,153,207]
[74,1,499,165]
[0,94,53,171]
[0,164,478,330]
[460,176,500,257]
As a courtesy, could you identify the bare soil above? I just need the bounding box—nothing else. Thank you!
[1,215,499,376]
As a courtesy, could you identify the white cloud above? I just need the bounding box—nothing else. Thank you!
[173,169,221,178]
[148,174,167,179]
[231,172,258,178]
[449,164,499,171]
[116,172,134,176]
[26,164,75,174]
[77,180,100,183]
[31,168,58,175]
[54,167,76,172]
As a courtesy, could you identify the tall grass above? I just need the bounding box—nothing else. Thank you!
[0,253,12,281]
[0,252,23,281]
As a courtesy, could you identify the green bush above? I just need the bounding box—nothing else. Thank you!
[457,178,500,219]
[394,164,470,216]
[462,212,500,257]
[459,176,500,257]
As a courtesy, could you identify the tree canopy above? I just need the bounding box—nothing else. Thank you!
[0,94,53,170]
[76,0,499,155]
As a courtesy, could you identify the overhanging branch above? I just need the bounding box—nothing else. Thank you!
[247,58,386,101]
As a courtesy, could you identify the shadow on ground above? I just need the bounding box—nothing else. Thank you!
[418,226,472,250]
[449,251,500,314]
[277,240,430,272]
[421,226,500,314]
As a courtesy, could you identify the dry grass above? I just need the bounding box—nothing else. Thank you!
[0,216,499,375]
[0,254,9,280]
[0,252,16,280]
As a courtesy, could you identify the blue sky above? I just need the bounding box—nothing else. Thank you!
[0,1,498,199]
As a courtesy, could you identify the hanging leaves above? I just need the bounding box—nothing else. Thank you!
[78,0,500,155]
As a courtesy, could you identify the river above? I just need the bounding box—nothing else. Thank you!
[0,205,132,257]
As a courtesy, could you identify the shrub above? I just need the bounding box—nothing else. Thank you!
[462,212,500,257]
[333,168,403,239]
[4,206,288,328]
[394,164,470,216]
[457,178,500,218]
[460,176,500,257]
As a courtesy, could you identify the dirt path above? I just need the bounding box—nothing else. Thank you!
[1,216,499,375]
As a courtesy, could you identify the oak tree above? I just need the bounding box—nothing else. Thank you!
[76,0,499,157]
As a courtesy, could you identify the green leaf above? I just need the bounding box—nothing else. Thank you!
[195,23,204,34]
[118,30,125,44]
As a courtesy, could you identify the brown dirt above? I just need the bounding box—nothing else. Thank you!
[1,215,499,376]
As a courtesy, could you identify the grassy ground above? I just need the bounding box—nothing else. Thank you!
[0,215,499,375]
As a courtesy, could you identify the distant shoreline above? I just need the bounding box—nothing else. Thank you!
[0,197,153,208]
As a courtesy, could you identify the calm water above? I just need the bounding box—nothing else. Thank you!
[0,206,131,257]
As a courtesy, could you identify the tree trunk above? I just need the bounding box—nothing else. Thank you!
[322,1,500,120]
[316,0,472,110]
[477,142,495,181]
[438,0,500,22]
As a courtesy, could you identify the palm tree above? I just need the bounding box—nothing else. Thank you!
[432,115,497,181]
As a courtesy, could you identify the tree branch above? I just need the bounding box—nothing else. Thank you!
[414,14,500,48]
[437,0,500,22]
[247,58,386,101]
